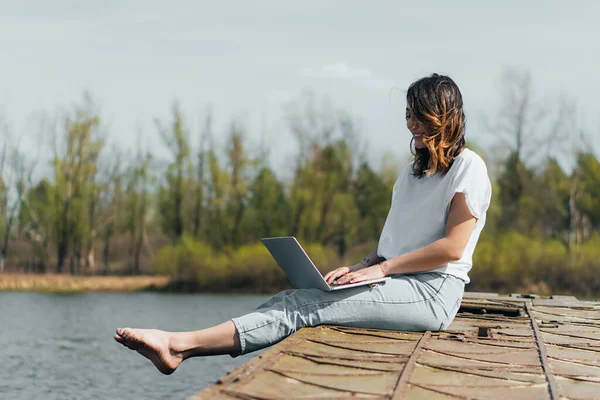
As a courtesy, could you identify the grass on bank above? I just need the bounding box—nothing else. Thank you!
[0,273,170,293]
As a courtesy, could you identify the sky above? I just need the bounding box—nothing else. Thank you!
[1,0,599,178]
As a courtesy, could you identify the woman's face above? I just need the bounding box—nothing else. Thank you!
[405,104,428,149]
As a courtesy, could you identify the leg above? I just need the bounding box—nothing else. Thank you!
[114,320,240,375]
[233,272,465,355]
[115,273,464,373]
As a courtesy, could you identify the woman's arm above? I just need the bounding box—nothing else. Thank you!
[335,192,476,285]
[356,246,383,270]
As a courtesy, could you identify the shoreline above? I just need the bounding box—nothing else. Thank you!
[0,273,171,293]
[0,273,285,294]
[2,273,594,300]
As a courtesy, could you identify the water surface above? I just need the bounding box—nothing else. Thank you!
[0,292,270,399]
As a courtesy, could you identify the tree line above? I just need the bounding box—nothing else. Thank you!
[0,70,599,295]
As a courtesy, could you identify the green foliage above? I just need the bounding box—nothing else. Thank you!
[154,235,214,281]
[220,243,283,290]
[51,93,104,272]
[576,152,600,228]
[353,163,391,243]
[301,242,340,274]
[155,103,194,241]
[154,238,341,291]
[471,231,600,297]
[577,233,600,266]
[245,166,288,239]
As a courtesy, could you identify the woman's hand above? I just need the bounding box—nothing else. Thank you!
[334,264,385,285]
[324,265,357,285]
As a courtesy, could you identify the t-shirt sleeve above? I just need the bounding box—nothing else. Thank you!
[446,156,492,219]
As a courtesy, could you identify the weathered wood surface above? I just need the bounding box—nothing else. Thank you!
[191,293,600,399]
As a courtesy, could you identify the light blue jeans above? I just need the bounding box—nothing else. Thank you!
[231,272,465,356]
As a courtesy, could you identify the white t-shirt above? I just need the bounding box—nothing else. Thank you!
[377,148,492,283]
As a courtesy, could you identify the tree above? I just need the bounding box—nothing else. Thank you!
[0,115,40,272]
[52,93,104,273]
[313,140,354,244]
[205,145,229,249]
[534,158,570,239]
[193,111,211,239]
[246,166,288,239]
[225,124,250,247]
[574,151,600,241]
[156,103,191,241]
[284,93,361,251]
[285,92,334,239]
[124,149,152,274]
[352,162,391,243]
[99,147,124,275]
[495,70,528,229]
[492,68,546,230]
[1,148,30,271]
[0,120,9,271]
[53,93,104,274]
[19,180,54,272]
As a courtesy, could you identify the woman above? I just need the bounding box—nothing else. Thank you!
[114,73,492,375]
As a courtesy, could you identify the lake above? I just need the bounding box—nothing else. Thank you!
[0,292,271,399]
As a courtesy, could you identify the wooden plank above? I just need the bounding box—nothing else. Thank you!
[391,331,430,399]
[192,294,600,400]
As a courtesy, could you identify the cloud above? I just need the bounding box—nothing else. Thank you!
[301,62,395,91]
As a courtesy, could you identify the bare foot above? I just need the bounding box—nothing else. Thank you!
[114,328,183,375]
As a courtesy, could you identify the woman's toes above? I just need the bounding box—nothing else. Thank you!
[119,328,137,342]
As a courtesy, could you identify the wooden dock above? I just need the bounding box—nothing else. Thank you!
[191,293,600,399]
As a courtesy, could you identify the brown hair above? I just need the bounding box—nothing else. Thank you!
[407,73,466,178]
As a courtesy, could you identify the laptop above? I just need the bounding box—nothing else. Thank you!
[261,236,390,291]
